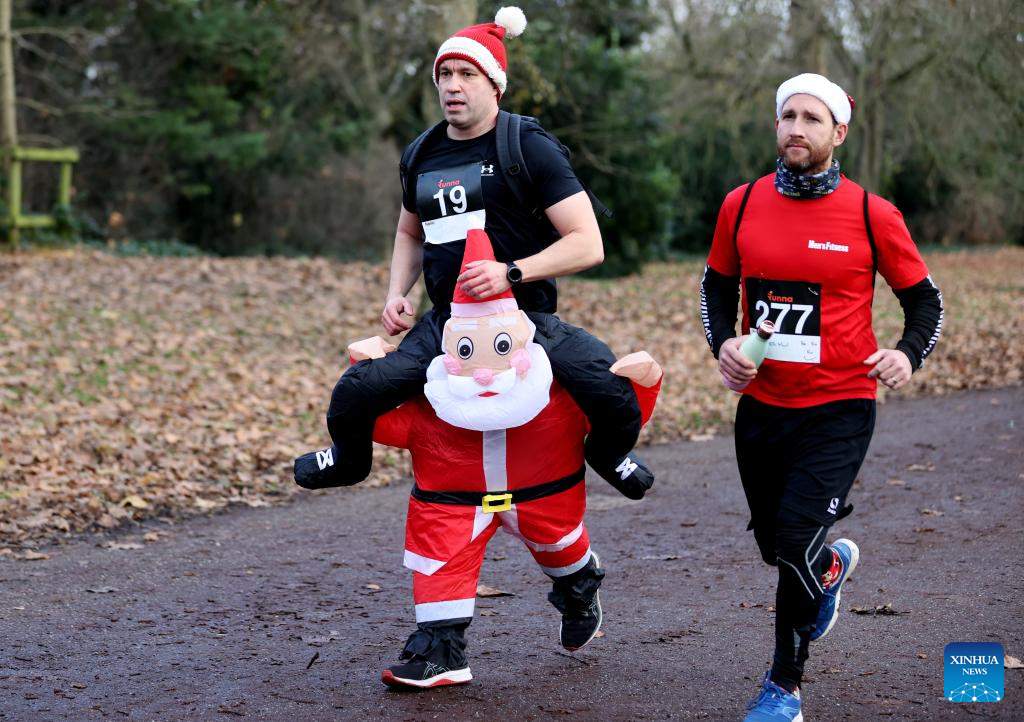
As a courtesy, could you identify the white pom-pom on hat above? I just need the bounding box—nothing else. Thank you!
[495,6,527,38]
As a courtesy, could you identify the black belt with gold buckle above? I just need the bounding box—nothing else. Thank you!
[410,466,585,512]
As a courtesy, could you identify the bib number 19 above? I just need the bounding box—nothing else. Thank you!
[432,185,467,216]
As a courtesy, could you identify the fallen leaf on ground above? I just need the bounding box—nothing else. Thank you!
[86,586,117,594]
[364,583,382,592]
[1006,655,1023,669]
[850,603,907,616]
[476,584,514,598]
[13,550,49,561]
[919,508,945,516]
[194,498,221,511]
[101,542,143,551]
[906,463,936,472]
[302,631,340,646]
[142,532,161,542]
[886,478,906,486]
[121,495,150,509]
[641,554,680,561]
[679,521,699,527]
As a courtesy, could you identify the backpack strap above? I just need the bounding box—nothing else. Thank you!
[496,110,529,209]
[732,179,757,277]
[399,119,447,198]
[862,189,878,275]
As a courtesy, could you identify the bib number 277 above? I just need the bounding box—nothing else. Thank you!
[753,300,814,334]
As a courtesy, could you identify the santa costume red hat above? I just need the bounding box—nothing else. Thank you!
[433,7,527,99]
[450,228,520,317]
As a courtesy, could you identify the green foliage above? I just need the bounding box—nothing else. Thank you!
[10,0,1022,266]
[506,1,678,275]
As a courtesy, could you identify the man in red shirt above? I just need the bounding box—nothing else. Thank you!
[701,73,943,722]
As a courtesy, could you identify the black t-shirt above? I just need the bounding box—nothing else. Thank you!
[401,126,584,314]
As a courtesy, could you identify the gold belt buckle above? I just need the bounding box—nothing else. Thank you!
[481,492,513,513]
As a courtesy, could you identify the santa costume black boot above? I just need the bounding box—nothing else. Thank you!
[548,552,606,651]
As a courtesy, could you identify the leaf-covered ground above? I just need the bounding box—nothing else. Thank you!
[1,248,1021,549]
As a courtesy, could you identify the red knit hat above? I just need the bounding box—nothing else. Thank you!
[450,228,518,317]
[433,7,527,99]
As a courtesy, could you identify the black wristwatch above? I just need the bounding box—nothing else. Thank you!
[506,261,523,285]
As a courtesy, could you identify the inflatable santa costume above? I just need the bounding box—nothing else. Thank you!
[304,230,662,689]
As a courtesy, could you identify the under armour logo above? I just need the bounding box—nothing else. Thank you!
[316,448,334,470]
[827,497,839,515]
[615,457,638,480]
[481,163,495,176]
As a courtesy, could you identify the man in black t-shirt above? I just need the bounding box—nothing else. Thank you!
[295,8,654,501]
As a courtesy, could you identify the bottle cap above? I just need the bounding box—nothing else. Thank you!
[757,320,775,340]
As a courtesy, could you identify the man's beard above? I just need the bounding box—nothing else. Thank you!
[777,140,833,174]
[424,343,553,432]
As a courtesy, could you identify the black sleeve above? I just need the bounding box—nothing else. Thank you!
[700,265,740,359]
[892,275,944,370]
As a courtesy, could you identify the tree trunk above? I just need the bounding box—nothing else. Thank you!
[1,0,17,247]
[0,0,14,148]
[789,0,828,74]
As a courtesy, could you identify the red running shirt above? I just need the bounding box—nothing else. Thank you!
[706,174,930,408]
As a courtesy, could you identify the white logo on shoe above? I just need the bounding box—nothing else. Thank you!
[615,457,638,480]
[316,448,334,470]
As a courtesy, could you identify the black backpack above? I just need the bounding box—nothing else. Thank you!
[399,109,612,220]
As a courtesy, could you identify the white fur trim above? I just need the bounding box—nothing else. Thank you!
[434,36,508,93]
[776,73,851,124]
[403,550,447,576]
[450,297,519,317]
[539,546,593,577]
[424,342,552,431]
[495,7,527,38]
[415,598,475,623]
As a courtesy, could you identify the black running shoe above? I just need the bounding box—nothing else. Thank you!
[381,658,472,689]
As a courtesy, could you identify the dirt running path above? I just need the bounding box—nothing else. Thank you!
[2,387,1022,721]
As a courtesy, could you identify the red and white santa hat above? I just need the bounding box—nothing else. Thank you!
[450,228,519,317]
[433,7,527,99]
[776,72,855,124]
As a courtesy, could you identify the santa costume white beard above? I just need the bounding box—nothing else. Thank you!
[424,342,553,431]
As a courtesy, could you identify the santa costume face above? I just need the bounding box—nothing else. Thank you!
[425,309,553,432]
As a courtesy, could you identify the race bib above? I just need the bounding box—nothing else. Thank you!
[744,278,822,364]
[416,163,486,245]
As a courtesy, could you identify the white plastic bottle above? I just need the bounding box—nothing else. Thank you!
[739,319,775,366]
[723,320,775,391]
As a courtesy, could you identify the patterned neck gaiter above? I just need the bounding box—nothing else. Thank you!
[774,157,841,199]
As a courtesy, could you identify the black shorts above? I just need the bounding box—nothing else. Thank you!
[735,395,876,533]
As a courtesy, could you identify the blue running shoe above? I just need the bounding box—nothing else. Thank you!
[743,673,803,722]
[811,538,860,641]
